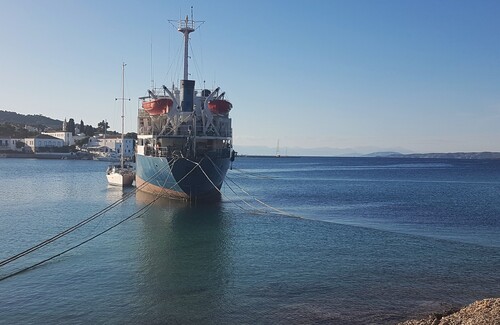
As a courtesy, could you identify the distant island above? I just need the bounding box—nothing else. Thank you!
[0,110,63,129]
[0,110,122,137]
[365,151,500,160]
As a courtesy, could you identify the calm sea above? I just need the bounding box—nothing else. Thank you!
[0,157,499,324]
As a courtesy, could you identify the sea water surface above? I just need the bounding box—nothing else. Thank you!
[0,157,499,324]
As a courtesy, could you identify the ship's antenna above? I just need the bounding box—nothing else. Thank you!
[150,38,154,90]
[179,15,194,80]
[169,9,204,81]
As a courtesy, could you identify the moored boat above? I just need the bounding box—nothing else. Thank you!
[106,62,135,187]
[135,15,235,200]
[106,163,135,186]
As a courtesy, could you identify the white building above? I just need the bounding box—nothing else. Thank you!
[24,125,40,133]
[0,137,22,151]
[42,131,74,146]
[24,134,64,152]
[87,136,134,158]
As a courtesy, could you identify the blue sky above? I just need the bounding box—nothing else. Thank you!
[1,0,500,155]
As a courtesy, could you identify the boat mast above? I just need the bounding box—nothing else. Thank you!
[116,62,129,169]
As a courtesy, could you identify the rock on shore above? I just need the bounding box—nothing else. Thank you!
[399,298,500,325]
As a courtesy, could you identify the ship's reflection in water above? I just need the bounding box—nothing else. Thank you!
[104,185,135,204]
[134,191,231,323]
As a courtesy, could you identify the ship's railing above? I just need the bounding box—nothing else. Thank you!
[144,145,184,158]
[137,109,233,137]
[145,88,219,100]
[144,144,230,159]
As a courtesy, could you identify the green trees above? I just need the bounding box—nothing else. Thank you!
[74,137,89,147]
[84,125,95,136]
[97,120,109,134]
[0,123,37,138]
[124,132,137,139]
[15,140,25,149]
[67,118,76,135]
[0,123,16,136]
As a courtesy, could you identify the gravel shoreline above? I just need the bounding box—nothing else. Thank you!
[398,298,500,325]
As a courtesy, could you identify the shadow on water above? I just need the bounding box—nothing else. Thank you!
[133,191,231,324]
[105,185,136,203]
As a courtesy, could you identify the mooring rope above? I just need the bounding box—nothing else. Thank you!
[0,156,194,281]
[0,198,159,282]
[205,155,301,218]
[185,156,256,210]
[0,156,177,269]
[0,155,299,282]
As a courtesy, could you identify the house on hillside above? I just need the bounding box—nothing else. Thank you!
[42,131,74,146]
[87,136,134,158]
[24,134,64,153]
[0,137,23,151]
[24,125,41,133]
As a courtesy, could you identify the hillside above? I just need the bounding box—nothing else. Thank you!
[386,152,500,159]
[0,110,63,129]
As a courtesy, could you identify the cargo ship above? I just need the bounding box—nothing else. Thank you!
[135,16,235,200]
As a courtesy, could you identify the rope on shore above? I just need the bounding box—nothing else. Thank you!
[0,157,177,269]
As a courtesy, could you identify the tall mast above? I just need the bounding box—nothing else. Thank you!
[116,62,129,169]
[170,13,204,112]
[121,63,125,168]
[178,15,194,80]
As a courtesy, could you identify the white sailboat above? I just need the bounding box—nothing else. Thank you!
[107,62,135,187]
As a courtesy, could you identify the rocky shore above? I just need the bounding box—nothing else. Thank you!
[399,298,500,325]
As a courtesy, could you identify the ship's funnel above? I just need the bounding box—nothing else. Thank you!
[181,80,195,112]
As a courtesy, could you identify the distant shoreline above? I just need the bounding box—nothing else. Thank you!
[2,152,500,160]
[0,152,87,160]
[238,152,500,160]
[373,151,500,160]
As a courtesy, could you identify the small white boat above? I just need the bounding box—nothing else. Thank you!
[107,62,135,187]
[106,163,135,186]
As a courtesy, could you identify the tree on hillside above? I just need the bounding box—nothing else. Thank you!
[0,110,63,129]
[67,118,76,135]
[0,122,38,138]
[80,120,84,133]
[84,125,95,137]
[124,132,137,140]
[97,120,109,134]
[74,137,89,147]
[0,123,16,136]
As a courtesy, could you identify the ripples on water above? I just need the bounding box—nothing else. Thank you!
[0,157,499,324]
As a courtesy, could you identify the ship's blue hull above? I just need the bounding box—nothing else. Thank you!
[135,154,230,200]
